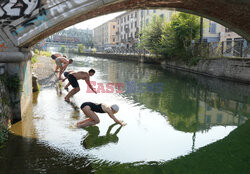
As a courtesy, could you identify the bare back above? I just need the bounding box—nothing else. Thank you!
[58,57,69,64]
[71,71,89,80]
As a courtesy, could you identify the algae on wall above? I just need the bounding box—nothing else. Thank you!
[0,80,12,146]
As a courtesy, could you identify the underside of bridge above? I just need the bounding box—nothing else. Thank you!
[0,0,249,122]
[0,0,249,51]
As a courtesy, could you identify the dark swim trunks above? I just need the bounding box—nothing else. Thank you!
[80,102,105,113]
[68,74,79,88]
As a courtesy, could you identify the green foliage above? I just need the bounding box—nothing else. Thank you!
[160,13,200,59]
[34,49,39,54]
[0,125,8,148]
[77,44,85,53]
[39,51,52,57]
[188,56,201,66]
[139,12,200,61]
[138,15,164,55]
[0,74,21,97]
[92,48,97,54]
[31,55,38,64]
[60,45,67,53]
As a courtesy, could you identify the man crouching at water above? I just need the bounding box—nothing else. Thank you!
[77,102,126,128]
[55,57,73,80]
[64,69,97,102]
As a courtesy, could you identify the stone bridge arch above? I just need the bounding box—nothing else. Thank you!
[0,0,249,51]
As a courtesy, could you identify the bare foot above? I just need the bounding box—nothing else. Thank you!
[64,98,70,102]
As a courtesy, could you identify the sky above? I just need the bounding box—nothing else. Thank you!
[68,11,125,30]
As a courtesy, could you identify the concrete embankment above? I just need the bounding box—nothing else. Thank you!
[82,52,163,64]
[83,53,250,84]
[32,56,58,88]
[162,58,250,84]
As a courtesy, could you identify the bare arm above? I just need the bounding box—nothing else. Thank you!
[107,111,126,126]
[85,79,97,94]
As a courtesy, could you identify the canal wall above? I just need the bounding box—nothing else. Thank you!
[162,58,250,84]
[82,52,163,64]
[82,53,250,84]
[0,80,11,144]
[0,51,33,123]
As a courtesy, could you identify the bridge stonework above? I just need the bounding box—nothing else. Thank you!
[0,0,249,121]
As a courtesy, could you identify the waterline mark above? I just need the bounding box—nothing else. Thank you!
[86,81,163,94]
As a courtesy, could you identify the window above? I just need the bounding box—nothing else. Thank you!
[135,12,137,18]
[147,10,149,15]
[141,10,143,17]
[131,22,133,28]
[206,104,212,111]
[124,17,126,22]
[113,25,115,29]
[131,13,133,18]
[124,34,126,39]
[209,22,216,34]
[135,21,137,28]
[153,9,156,13]
[121,34,123,39]
[217,114,222,123]
[113,38,115,42]
[127,15,129,21]
[121,26,123,32]
[206,115,211,124]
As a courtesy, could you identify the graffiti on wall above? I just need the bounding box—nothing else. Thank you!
[0,41,7,52]
[12,8,49,36]
[0,0,40,19]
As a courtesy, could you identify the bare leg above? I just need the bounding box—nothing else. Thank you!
[55,65,59,72]
[64,87,80,101]
[58,67,63,80]
[65,81,70,89]
[77,107,100,128]
[77,118,93,125]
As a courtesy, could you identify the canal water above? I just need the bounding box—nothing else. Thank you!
[0,55,249,173]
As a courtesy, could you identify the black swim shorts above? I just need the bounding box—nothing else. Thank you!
[68,74,79,88]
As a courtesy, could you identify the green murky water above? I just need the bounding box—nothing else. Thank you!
[0,55,249,173]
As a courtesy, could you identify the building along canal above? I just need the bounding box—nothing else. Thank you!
[0,54,249,173]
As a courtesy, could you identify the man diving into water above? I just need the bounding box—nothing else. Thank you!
[64,69,97,102]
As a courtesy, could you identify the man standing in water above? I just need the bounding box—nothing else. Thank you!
[55,57,73,80]
[64,69,97,102]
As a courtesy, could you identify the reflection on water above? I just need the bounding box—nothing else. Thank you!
[0,54,249,173]
[82,124,122,150]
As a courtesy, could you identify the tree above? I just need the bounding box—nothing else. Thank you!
[60,45,66,53]
[77,44,85,53]
[160,12,200,59]
[138,15,164,55]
